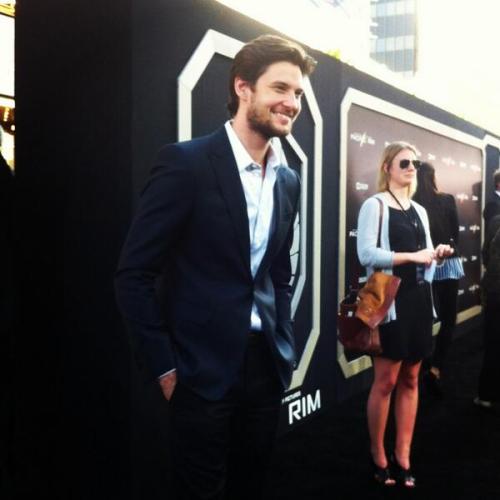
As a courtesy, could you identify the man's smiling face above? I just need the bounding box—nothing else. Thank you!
[243,61,304,139]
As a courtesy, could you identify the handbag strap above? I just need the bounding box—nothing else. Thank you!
[352,197,385,289]
[376,197,383,248]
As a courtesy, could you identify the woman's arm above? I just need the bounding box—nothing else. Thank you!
[447,193,460,246]
[357,198,393,268]
[393,249,434,266]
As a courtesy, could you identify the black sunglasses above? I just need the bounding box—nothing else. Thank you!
[399,159,421,169]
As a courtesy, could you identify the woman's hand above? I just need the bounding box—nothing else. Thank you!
[434,244,454,260]
[394,246,452,268]
[412,249,435,266]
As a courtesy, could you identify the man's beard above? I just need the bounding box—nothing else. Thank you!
[247,103,294,139]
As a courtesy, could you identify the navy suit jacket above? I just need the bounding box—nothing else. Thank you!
[115,127,300,400]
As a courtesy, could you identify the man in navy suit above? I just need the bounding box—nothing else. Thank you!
[115,35,316,499]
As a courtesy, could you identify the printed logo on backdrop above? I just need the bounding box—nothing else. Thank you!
[350,132,375,147]
[283,389,322,425]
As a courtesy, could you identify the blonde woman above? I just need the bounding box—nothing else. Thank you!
[357,142,453,488]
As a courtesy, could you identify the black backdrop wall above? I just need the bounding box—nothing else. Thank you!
[10,0,500,499]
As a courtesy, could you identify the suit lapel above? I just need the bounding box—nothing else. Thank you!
[255,168,288,278]
[209,128,251,276]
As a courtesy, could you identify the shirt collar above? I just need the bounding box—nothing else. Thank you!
[495,191,500,198]
[224,120,287,174]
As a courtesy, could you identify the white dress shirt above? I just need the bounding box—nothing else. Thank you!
[224,120,287,330]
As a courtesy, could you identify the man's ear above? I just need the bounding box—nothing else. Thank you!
[234,77,251,102]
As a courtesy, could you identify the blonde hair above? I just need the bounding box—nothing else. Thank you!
[376,141,418,197]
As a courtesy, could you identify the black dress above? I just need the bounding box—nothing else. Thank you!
[378,207,433,362]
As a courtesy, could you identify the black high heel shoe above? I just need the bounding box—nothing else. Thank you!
[391,455,416,488]
[371,458,396,486]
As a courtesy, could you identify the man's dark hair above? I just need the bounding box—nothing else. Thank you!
[227,34,317,117]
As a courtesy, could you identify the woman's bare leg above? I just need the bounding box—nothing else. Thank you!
[367,357,401,472]
[393,360,421,486]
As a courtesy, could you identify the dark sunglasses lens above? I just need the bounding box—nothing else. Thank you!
[399,159,420,169]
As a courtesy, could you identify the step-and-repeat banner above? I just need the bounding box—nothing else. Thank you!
[338,89,484,377]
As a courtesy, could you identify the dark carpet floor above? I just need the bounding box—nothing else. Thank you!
[266,329,500,500]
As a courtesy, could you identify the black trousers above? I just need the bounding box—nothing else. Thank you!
[169,334,283,500]
[478,294,500,402]
[431,279,459,370]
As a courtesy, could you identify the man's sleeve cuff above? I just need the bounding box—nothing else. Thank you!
[158,368,176,380]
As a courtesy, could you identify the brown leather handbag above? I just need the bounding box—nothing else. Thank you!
[338,198,401,355]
